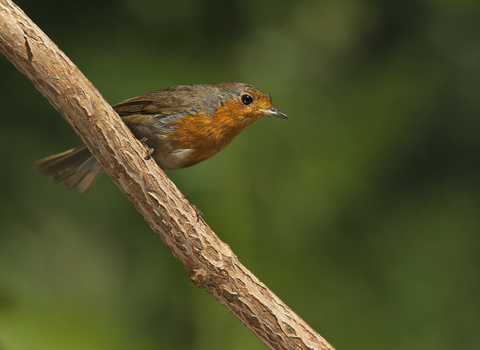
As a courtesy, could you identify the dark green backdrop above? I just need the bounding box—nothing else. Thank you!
[1,0,479,349]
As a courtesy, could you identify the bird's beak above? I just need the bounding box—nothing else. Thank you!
[261,107,288,119]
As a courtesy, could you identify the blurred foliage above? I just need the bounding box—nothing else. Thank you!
[1,0,480,349]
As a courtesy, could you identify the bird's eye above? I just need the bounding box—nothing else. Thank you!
[241,94,253,105]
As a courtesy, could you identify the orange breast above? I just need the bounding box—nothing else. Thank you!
[165,100,262,167]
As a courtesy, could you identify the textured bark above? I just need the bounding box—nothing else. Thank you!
[0,1,335,349]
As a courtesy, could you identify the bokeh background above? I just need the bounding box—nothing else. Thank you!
[1,0,480,349]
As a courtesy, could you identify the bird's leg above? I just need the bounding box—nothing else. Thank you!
[140,137,154,160]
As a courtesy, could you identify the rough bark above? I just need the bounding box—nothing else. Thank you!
[0,1,335,349]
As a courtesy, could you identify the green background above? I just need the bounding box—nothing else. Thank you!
[1,0,480,349]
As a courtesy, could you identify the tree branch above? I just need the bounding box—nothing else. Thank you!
[0,1,335,349]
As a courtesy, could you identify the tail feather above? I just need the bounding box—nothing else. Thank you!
[33,145,104,194]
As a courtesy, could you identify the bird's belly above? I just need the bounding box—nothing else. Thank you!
[153,148,193,170]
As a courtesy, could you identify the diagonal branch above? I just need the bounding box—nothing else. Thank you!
[0,1,335,349]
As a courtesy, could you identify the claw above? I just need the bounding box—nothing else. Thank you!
[192,204,204,222]
[184,195,204,222]
[140,137,154,160]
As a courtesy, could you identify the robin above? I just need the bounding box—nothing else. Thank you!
[33,82,288,194]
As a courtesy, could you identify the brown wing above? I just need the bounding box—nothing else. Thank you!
[113,86,196,117]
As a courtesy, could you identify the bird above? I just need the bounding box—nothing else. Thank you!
[33,82,288,194]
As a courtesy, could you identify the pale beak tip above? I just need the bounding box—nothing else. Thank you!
[265,107,288,119]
